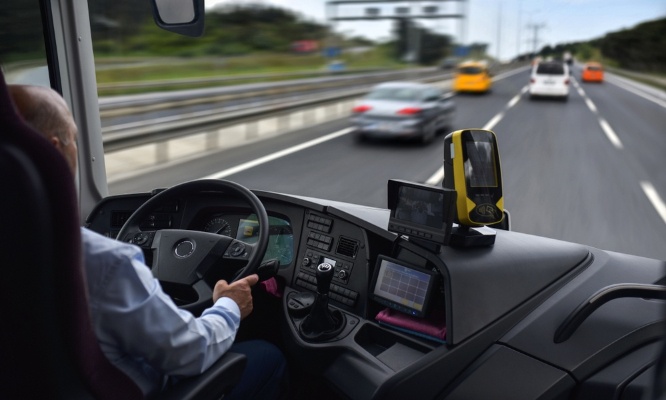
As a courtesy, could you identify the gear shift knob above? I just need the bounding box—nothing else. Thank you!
[299,262,345,341]
[316,262,334,295]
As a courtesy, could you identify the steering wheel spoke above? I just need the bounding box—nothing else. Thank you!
[222,239,256,262]
[124,230,156,249]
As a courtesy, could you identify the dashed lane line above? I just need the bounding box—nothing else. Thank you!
[598,118,624,149]
[641,181,666,225]
[575,80,624,149]
[585,98,598,113]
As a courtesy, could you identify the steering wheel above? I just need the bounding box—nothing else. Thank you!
[116,179,269,312]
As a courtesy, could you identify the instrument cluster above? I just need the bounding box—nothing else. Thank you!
[196,212,294,267]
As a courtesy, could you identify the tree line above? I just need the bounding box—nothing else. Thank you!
[1,1,456,66]
[88,2,458,65]
[538,17,665,73]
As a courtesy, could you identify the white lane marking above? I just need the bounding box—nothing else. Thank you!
[507,94,521,109]
[599,118,624,149]
[202,127,354,179]
[425,167,445,185]
[576,80,624,150]
[606,75,666,109]
[641,181,666,225]
[484,112,505,130]
[521,86,529,94]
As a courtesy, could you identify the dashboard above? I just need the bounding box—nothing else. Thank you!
[85,188,666,400]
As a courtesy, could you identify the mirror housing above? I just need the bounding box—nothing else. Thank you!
[149,0,205,37]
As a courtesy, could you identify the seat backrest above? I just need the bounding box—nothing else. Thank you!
[0,71,142,399]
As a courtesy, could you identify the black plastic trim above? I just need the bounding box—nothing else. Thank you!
[555,284,666,343]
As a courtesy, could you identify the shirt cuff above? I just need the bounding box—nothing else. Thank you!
[213,296,241,319]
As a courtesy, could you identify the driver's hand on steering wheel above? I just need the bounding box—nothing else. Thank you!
[213,274,259,320]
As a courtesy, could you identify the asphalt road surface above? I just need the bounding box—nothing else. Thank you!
[110,65,666,261]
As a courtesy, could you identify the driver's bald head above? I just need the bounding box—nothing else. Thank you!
[9,85,79,174]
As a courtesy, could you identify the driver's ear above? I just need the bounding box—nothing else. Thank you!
[49,135,62,150]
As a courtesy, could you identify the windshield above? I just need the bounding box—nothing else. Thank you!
[366,87,422,101]
[458,66,484,75]
[535,63,565,75]
[1,0,665,261]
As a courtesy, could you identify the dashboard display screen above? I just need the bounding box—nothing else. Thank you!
[371,255,436,318]
[237,215,293,266]
[387,179,455,245]
[394,185,446,229]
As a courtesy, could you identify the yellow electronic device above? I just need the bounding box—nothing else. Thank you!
[444,129,504,227]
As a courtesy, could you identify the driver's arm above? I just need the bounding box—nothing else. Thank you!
[82,228,248,394]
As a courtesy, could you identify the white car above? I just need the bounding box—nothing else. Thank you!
[529,61,570,100]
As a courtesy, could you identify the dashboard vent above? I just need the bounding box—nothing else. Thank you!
[336,236,359,258]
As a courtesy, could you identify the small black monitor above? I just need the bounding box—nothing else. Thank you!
[370,255,437,318]
[387,179,455,245]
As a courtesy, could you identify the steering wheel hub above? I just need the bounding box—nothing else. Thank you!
[174,240,196,258]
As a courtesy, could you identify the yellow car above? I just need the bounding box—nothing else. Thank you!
[453,61,493,93]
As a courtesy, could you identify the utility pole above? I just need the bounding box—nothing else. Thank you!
[516,0,521,58]
[527,23,545,56]
[496,1,502,60]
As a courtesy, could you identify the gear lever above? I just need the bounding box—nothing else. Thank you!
[316,262,334,296]
[299,263,345,341]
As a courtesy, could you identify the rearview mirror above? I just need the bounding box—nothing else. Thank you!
[149,0,205,37]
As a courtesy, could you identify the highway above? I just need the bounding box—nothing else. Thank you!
[109,65,666,261]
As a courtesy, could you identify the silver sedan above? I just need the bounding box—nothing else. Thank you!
[351,82,456,144]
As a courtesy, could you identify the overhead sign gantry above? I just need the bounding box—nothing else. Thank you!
[325,0,467,63]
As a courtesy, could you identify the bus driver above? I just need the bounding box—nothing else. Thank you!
[8,84,287,399]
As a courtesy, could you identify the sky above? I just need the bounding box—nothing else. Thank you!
[206,0,666,61]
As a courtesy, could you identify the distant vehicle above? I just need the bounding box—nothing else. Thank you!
[563,51,573,66]
[291,40,319,53]
[453,61,492,93]
[529,61,570,101]
[440,57,459,69]
[581,62,604,83]
[351,82,455,143]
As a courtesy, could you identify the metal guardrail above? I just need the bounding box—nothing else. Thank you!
[97,67,392,91]
[102,72,454,152]
[98,67,442,117]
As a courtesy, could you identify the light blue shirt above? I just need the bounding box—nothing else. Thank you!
[81,228,241,396]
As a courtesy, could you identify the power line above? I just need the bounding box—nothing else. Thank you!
[526,22,546,55]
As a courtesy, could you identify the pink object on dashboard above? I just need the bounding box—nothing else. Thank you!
[376,308,446,342]
[259,277,283,298]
